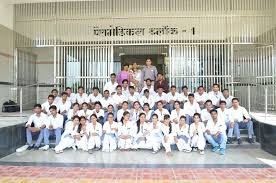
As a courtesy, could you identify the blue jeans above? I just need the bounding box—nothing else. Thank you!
[234,120,254,139]
[205,132,227,149]
[226,121,234,138]
[185,114,193,125]
[44,128,62,146]
[26,128,44,147]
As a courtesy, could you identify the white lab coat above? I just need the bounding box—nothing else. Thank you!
[161,123,176,153]
[148,122,163,152]
[132,122,152,149]
[102,121,118,152]
[117,121,135,149]
[75,124,89,151]
[174,124,192,151]
[55,121,79,151]
[189,122,206,150]
[87,122,103,149]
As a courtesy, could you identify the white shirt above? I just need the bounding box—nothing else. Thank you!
[103,121,118,134]
[143,110,154,121]
[229,106,250,122]
[86,93,102,104]
[179,92,191,103]
[183,101,201,116]
[170,109,186,122]
[174,124,190,137]
[161,123,176,137]
[67,93,76,104]
[67,109,79,121]
[117,109,130,122]
[206,117,227,135]
[208,91,223,107]
[154,92,168,103]
[100,97,115,109]
[26,113,47,128]
[63,121,79,137]
[103,81,118,95]
[118,121,135,136]
[45,113,64,129]
[75,93,88,105]
[54,96,61,104]
[189,122,206,137]
[87,122,103,137]
[42,101,59,116]
[133,122,151,139]
[201,109,212,122]
[112,93,128,105]
[130,109,143,122]
[57,100,71,115]
[154,108,170,121]
[217,108,231,124]
[166,92,181,103]
[149,122,163,137]
[221,95,234,109]
[139,95,155,109]
[92,109,105,118]
[122,88,130,97]
[128,92,140,103]
[78,109,93,120]
[140,86,156,96]
[194,92,208,103]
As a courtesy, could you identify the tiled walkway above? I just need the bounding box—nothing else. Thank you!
[0,166,276,182]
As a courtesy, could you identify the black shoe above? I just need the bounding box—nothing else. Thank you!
[227,138,233,144]
[27,145,34,150]
[95,147,101,151]
[237,138,242,145]
[33,146,40,150]
[248,138,255,144]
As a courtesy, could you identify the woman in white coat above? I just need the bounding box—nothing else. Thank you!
[55,115,80,154]
[102,113,118,152]
[174,115,192,152]
[189,113,206,155]
[161,114,176,156]
[148,114,163,154]
[118,111,135,150]
[87,114,103,154]
[133,113,152,149]
[75,116,89,151]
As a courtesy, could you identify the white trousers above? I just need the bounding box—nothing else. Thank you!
[162,135,175,153]
[118,138,133,149]
[102,134,117,152]
[54,134,75,152]
[176,137,192,151]
[88,136,101,149]
[76,136,88,151]
[190,134,206,150]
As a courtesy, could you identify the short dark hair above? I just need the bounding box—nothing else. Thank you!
[110,73,116,77]
[182,86,188,90]
[34,104,42,108]
[104,90,109,93]
[61,92,68,96]
[222,88,229,92]
[94,101,102,107]
[122,101,128,105]
[123,63,129,67]
[210,109,217,114]
[197,86,204,90]
[194,113,201,118]
[65,87,72,90]
[122,79,128,84]
[116,85,122,89]
[144,89,149,94]
[205,100,212,105]
[145,78,152,82]
[219,100,226,105]
[171,85,176,89]
[129,86,135,90]
[157,73,163,76]
[49,105,57,111]
[51,89,58,93]
[164,114,170,120]
[92,87,99,91]
[232,97,239,102]
[188,93,194,97]
[48,94,55,99]
[174,101,181,105]
[213,83,220,88]
[78,86,84,90]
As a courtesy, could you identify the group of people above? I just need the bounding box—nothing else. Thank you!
[25,58,255,156]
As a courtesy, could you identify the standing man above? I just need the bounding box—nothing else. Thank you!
[104,73,118,96]
[141,58,158,87]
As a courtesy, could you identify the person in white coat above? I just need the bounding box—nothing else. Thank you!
[170,101,185,124]
[174,116,192,152]
[102,113,118,152]
[87,114,103,154]
[161,115,176,156]
[132,113,152,149]
[148,114,163,154]
[78,102,93,121]
[189,113,206,155]
[117,111,135,150]
[142,103,154,123]
[205,109,227,155]
[67,103,80,121]
[130,101,144,123]
[154,101,170,123]
[54,115,80,154]
[75,116,89,151]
